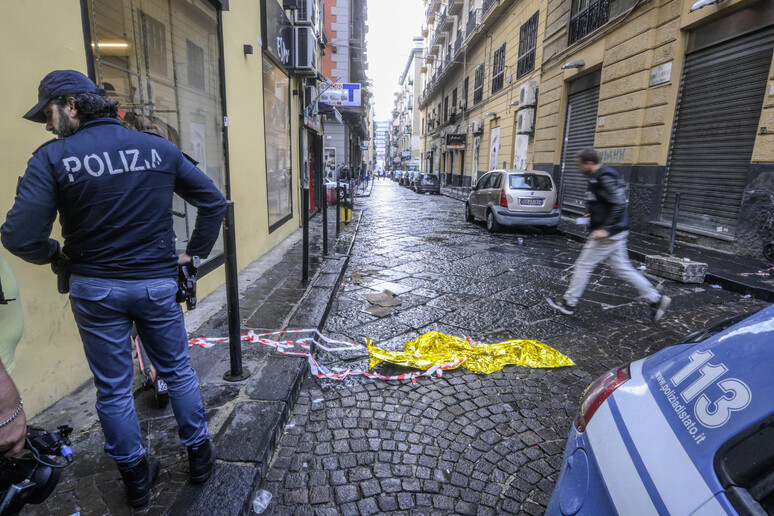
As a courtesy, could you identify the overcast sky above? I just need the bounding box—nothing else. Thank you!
[367,0,426,122]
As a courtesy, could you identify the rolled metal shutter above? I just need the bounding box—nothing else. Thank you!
[661,26,774,234]
[560,84,600,209]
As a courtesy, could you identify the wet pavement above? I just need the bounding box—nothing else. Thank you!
[19,177,769,515]
[259,178,767,515]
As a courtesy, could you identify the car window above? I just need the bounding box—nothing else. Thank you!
[423,174,438,180]
[508,173,553,191]
[476,173,490,190]
[492,173,503,189]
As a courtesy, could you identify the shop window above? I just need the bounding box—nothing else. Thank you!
[262,58,293,231]
[491,43,505,94]
[569,0,610,45]
[517,12,538,79]
[474,63,484,104]
[87,0,226,263]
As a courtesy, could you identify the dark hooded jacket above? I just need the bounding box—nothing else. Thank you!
[585,164,629,236]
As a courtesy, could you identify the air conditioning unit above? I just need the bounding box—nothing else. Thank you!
[519,81,538,108]
[283,0,301,9]
[516,108,535,134]
[294,27,318,76]
[432,113,439,122]
[459,100,466,111]
[294,0,319,33]
[471,120,483,134]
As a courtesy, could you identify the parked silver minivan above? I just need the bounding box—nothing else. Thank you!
[465,169,560,232]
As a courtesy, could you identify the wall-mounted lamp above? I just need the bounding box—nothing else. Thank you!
[561,59,585,70]
[485,112,498,117]
[243,44,254,55]
[509,100,519,107]
[690,0,724,11]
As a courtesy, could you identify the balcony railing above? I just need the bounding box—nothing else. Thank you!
[483,0,497,15]
[569,0,610,45]
[454,30,463,55]
[465,8,481,39]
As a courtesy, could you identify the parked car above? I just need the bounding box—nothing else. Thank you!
[547,305,774,516]
[465,169,559,232]
[414,173,441,194]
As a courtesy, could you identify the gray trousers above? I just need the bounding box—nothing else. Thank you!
[564,231,660,306]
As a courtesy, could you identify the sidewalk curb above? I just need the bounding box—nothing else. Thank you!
[167,207,365,515]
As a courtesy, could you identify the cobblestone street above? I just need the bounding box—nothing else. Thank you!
[260,180,765,515]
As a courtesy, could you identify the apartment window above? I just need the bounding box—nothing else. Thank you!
[473,63,484,104]
[187,40,205,90]
[491,43,505,93]
[452,88,457,113]
[569,0,610,45]
[462,77,469,110]
[444,96,449,122]
[517,13,539,78]
[140,13,167,77]
[87,0,226,262]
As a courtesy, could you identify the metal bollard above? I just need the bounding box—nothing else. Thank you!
[668,192,681,255]
[223,201,251,381]
[336,179,341,236]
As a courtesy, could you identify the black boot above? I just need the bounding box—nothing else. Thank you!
[117,455,160,507]
[188,439,217,484]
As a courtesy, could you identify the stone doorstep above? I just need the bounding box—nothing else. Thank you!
[645,254,708,283]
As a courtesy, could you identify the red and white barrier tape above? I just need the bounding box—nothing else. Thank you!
[737,265,773,277]
[188,329,465,383]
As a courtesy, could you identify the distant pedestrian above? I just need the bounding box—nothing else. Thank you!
[547,149,671,322]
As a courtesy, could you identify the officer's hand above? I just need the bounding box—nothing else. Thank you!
[178,253,192,266]
[0,409,26,457]
[590,229,609,240]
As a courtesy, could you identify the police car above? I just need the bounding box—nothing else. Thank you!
[547,305,774,516]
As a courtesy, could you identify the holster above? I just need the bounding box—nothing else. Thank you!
[51,252,72,294]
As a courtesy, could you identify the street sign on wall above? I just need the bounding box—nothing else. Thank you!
[320,83,362,106]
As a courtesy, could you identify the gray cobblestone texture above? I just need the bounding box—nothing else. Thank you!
[262,181,767,515]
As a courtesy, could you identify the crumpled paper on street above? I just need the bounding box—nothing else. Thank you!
[368,331,574,374]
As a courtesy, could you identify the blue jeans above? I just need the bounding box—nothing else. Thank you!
[69,275,209,464]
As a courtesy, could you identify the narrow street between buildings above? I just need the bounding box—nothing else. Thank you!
[260,179,764,515]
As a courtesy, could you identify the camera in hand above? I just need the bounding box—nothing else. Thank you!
[0,426,73,515]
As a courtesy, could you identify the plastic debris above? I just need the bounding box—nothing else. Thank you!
[517,238,524,245]
[742,294,752,299]
[637,265,646,271]
[683,258,691,262]
[368,331,574,374]
[252,490,272,514]
[710,284,722,289]
[737,265,774,277]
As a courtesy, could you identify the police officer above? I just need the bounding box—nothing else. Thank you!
[1,70,227,507]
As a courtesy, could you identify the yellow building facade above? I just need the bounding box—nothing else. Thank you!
[419,0,548,186]
[535,0,774,254]
[421,0,774,257]
[0,0,305,416]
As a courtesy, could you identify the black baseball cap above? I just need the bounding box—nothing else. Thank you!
[24,70,106,123]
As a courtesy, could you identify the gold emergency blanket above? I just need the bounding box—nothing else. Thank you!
[368,331,574,374]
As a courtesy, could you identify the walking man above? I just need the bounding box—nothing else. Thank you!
[547,148,671,322]
[2,70,227,507]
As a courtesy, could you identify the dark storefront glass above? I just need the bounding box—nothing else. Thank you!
[86,0,226,262]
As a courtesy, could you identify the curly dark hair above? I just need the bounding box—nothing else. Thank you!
[54,93,119,122]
